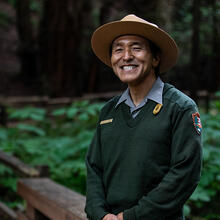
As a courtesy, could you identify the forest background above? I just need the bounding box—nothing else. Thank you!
[0,0,220,219]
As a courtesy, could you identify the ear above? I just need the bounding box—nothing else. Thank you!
[152,54,160,68]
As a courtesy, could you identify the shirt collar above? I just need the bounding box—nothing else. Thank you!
[115,77,164,108]
[147,77,164,104]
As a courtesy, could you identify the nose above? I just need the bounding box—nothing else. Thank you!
[122,49,133,61]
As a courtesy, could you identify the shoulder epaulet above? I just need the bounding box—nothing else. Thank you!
[100,94,121,113]
[163,83,196,109]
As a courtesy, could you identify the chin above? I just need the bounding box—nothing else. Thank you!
[121,78,138,85]
[118,75,133,81]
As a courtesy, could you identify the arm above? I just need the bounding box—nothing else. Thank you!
[123,106,202,220]
[85,124,110,220]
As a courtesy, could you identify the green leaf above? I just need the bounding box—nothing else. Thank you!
[78,112,89,121]
[16,124,45,136]
[190,187,211,202]
[0,176,17,192]
[52,108,66,116]
[0,128,8,141]
[8,107,46,121]
[0,164,13,175]
[183,204,191,216]
[73,100,89,108]
[66,107,78,118]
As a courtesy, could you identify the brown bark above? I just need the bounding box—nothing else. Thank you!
[211,0,220,92]
[16,0,37,81]
[190,0,201,102]
[155,0,175,31]
[39,0,90,97]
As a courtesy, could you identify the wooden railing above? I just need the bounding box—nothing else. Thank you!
[0,150,41,178]
[0,90,219,126]
[17,178,86,220]
[0,150,86,220]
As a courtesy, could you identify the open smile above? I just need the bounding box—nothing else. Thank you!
[120,65,138,71]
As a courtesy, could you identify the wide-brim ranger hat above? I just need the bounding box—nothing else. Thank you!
[91,14,179,74]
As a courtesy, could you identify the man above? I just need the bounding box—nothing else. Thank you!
[85,14,202,220]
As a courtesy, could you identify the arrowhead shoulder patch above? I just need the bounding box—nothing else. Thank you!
[192,112,202,135]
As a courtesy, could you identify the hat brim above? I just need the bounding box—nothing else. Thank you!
[91,20,178,74]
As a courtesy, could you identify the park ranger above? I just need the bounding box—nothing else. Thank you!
[85,14,202,220]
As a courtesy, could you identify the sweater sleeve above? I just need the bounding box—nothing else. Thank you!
[85,123,109,220]
[123,106,203,220]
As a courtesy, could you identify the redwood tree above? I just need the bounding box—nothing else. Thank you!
[211,0,220,92]
[38,0,91,97]
[190,0,201,102]
[16,0,37,83]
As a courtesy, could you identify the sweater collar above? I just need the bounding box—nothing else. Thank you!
[115,77,164,108]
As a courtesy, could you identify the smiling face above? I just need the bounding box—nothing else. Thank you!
[111,35,160,87]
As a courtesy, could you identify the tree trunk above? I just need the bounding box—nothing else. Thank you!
[39,0,90,97]
[16,0,37,83]
[155,0,175,32]
[190,0,201,103]
[211,0,220,92]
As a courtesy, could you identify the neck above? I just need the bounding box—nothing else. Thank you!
[129,74,157,107]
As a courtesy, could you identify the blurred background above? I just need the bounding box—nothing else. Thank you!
[0,0,220,219]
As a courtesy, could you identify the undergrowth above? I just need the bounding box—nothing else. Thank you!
[0,98,220,219]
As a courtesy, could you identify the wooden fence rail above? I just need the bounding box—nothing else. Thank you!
[0,150,40,177]
[17,178,86,220]
[0,91,219,126]
[0,202,17,220]
[0,150,87,220]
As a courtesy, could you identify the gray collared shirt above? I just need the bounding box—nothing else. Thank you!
[115,77,164,118]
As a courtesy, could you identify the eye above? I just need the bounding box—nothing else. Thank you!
[112,47,123,54]
[132,47,141,51]
[115,48,123,52]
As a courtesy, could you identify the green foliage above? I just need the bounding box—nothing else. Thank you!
[0,101,104,205]
[30,0,42,13]
[186,99,220,218]
[6,0,16,7]
[172,1,192,66]
[0,10,13,28]
[172,0,220,69]
[8,107,46,121]
[1,99,220,218]
[6,0,42,11]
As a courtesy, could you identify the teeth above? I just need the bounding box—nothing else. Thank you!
[123,66,135,71]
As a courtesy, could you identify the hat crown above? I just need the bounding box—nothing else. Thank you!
[121,14,158,28]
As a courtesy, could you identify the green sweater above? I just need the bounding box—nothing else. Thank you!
[85,83,202,220]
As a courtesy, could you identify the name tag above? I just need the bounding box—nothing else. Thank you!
[100,119,113,125]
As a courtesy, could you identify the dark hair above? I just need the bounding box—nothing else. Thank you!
[148,40,161,77]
